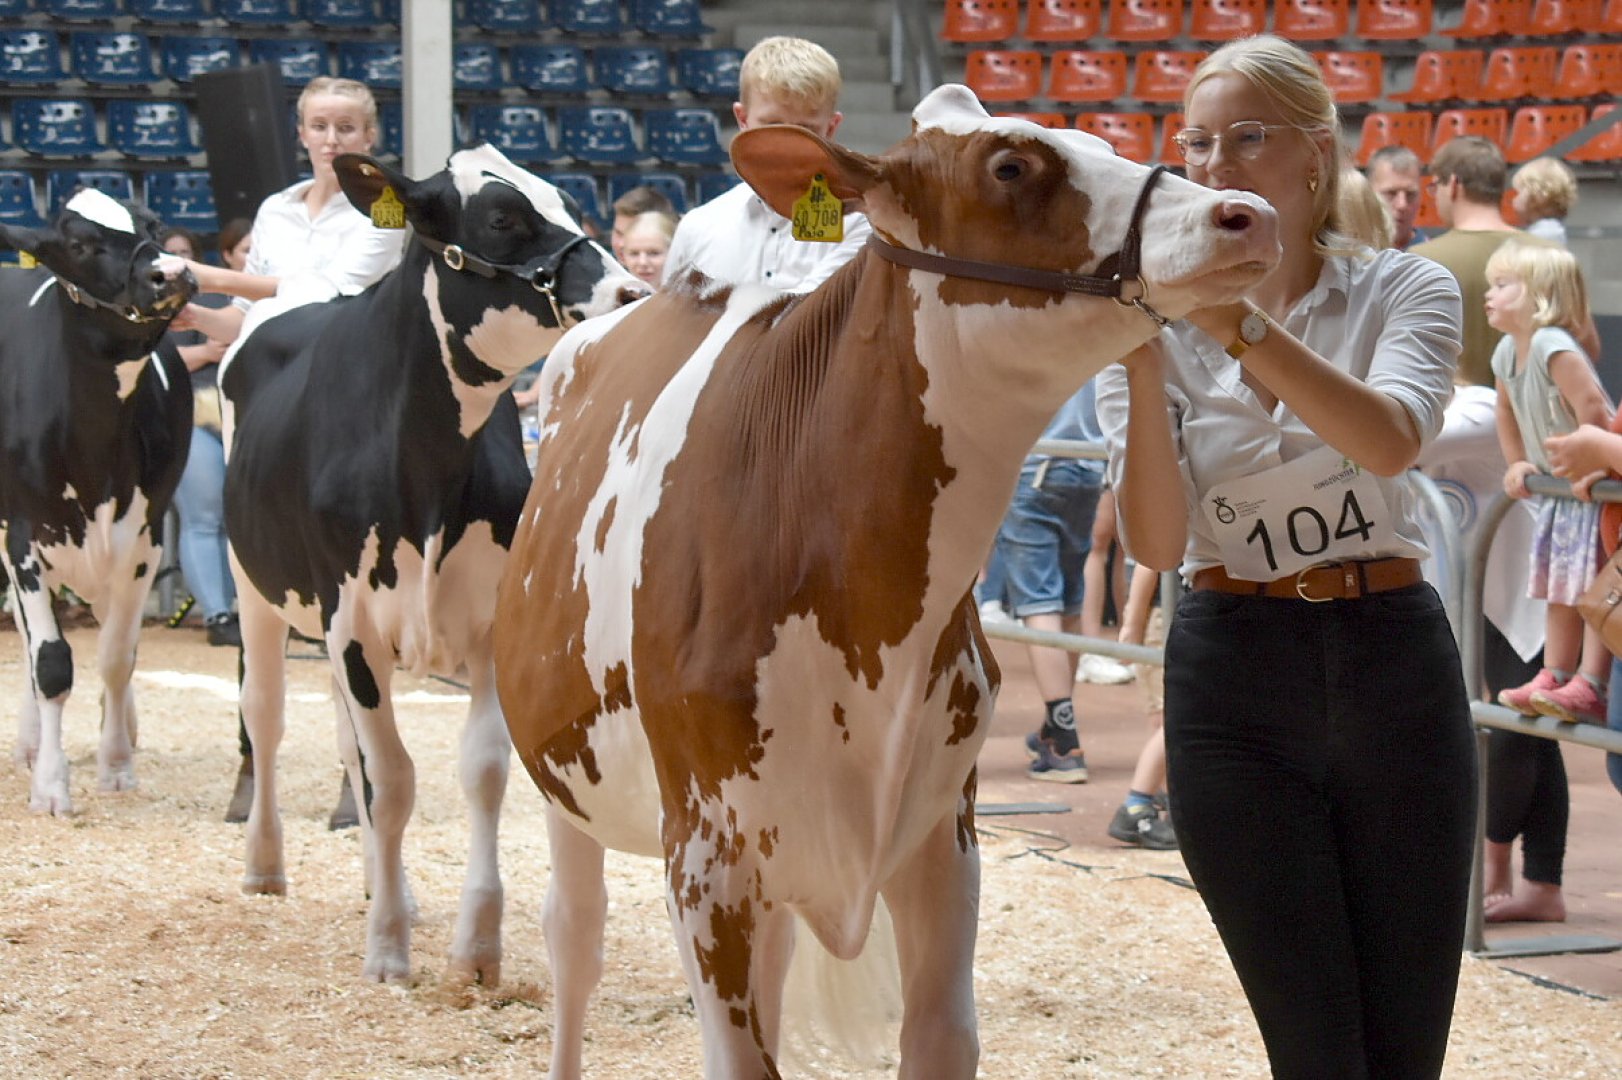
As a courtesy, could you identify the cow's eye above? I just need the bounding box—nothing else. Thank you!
[992,157,1025,182]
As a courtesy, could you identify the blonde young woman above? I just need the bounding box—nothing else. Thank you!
[1097,37,1474,1079]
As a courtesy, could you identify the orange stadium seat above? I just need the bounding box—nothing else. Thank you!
[1026,0,1103,41]
[1049,49,1129,102]
[1355,110,1433,165]
[1506,103,1587,162]
[942,0,1022,43]
[995,111,1069,127]
[1525,0,1601,34]
[1476,46,1559,102]
[1390,49,1485,104]
[1107,0,1185,40]
[1075,112,1155,162]
[1442,0,1532,36]
[1273,0,1352,37]
[1158,111,1186,165]
[1315,51,1384,103]
[1555,44,1622,99]
[1188,0,1267,39]
[1133,49,1202,102]
[1603,0,1622,30]
[1357,0,1432,38]
[964,49,1044,102]
[1431,107,1509,156]
[1569,102,1622,162]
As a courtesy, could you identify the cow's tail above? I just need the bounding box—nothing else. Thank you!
[778,898,901,1074]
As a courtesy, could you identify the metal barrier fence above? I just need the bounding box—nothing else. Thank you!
[981,439,1622,960]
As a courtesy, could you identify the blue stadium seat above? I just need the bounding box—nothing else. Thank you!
[11,98,105,156]
[676,47,742,98]
[695,170,740,205]
[378,99,402,158]
[71,32,158,86]
[608,171,687,214]
[0,171,44,228]
[594,46,672,96]
[454,42,502,91]
[130,0,209,23]
[467,0,548,32]
[467,104,556,164]
[39,0,122,19]
[511,43,592,94]
[644,108,727,165]
[542,172,605,226]
[554,0,622,34]
[1,31,67,85]
[251,38,329,86]
[557,105,641,164]
[47,169,137,218]
[631,0,709,36]
[304,0,384,27]
[336,40,400,88]
[108,99,201,158]
[145,169,217,231]
[217,0,296,23]
[0,0,31,16]
[161,35,240,83]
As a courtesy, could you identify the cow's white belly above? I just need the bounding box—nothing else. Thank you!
[32,493,157,607]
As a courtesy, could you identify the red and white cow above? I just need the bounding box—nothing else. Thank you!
[222,146,646,984]
[0,190,194,815]
[493,85,1280,1078]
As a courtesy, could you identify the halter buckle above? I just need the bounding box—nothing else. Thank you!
[442,245,466,272]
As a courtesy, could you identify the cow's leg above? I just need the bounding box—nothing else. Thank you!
[5,545,74,815]
[237,583,289,894]
[750,901,796,1064]
[446,647,509,986]
[327,626,414,983]
[89,574,150,793]
[881,803,980,1080]
[331,679,377,896]
[543,805,607,1080]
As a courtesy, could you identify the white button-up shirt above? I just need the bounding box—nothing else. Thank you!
[242,179,405,308]
[663,181,871,293]
[1097,247,1463,579]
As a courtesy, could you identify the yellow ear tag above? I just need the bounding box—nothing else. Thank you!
[790,174,843,243]
[370,186,406,230]
[18,251,38,269]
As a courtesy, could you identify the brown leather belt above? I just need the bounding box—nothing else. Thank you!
[1191,557,1423,603]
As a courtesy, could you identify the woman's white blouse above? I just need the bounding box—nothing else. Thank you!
[242,179,405,307]
[1096,247,1463,580]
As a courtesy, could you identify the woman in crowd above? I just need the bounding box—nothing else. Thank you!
[618,209,677,289]
[1097,36,1474,1079]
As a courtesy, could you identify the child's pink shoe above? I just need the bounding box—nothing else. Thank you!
[1498,668,1565,716]
[1530,677,1608,725]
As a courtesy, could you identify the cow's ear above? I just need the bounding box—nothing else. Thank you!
[334,153,423,220]
[731,125,883,220]
[0,222,49,256]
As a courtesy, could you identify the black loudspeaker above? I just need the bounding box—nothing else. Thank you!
[193,63,299,229]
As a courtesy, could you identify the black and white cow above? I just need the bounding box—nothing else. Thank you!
[0,189,195,815]
[222,145,648,983]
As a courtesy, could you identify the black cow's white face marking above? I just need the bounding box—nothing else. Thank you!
[64,188,135,235]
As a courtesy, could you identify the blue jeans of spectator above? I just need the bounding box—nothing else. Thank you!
[174,425,235,620]
[996,459,1103,619]
[1607,656,1622,796]
[1164,584,1476,1080]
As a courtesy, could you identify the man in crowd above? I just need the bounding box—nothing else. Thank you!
[1366,144,1427,251]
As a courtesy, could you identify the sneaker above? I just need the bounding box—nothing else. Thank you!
[1024,729,1044,759]
[1108,802,1179,850]
[1497,668,1565,716]
[1028,742,1088,784]
[1530,677,1608,725]
[205,612,241,648]
[1078,653,1134,685]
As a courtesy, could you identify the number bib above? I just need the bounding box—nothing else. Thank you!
[1201,445,1395,580]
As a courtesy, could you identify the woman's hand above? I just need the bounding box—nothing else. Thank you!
[1545,424,1622,484]
[1503,459,1539,500]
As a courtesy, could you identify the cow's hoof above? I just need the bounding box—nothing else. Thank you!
[13,745,38,771]
[363,951,412,985]
[241,873,288,896]
[445,953,501,988]
[29,786,72,816]
[97,765,137,793]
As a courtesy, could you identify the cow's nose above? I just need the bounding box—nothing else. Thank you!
[616,283,652,307]
[1214,200,1256,232]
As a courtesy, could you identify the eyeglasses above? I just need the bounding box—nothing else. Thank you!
[1172,121,1298,167]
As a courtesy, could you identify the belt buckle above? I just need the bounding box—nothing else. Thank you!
[1294,561,1336,603]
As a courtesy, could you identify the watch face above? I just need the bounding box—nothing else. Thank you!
[1240,311,1268,345]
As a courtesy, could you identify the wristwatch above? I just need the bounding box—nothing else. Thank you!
[1225,309,1271,359]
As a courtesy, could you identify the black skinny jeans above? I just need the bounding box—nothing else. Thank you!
[1164,584,1476,1080]
[1481,621,1568,886]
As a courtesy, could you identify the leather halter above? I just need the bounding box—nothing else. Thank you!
[869,164,1172,328]
[415,231,595,327]
[52,238,176,324]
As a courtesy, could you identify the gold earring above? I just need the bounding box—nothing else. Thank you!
[1307,173,1319,193]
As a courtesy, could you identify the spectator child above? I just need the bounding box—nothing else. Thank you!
[610,185,676,265]
[1511,157,1578,247]
[1492,239,1614,726]
[620,209,677,288]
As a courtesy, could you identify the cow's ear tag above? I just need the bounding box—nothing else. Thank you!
[17,251,37,269]
[790,174,842,244]
[370,186,406,230]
